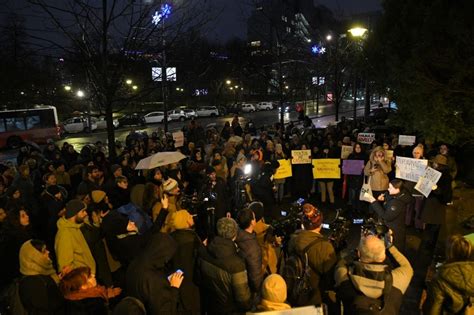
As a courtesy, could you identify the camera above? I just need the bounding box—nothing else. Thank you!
[325,209,351,252]
[361,218,389,238]
[272,199,304,241]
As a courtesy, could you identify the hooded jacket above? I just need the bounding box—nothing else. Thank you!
[126,233,180,315]
[55,217,96,274]
[197,236,252,314]
[424,261,474,314]
[335,246,414,315]
[364,147,391,191]
[235,229,263,293]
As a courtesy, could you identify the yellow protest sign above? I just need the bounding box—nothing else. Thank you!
[312,159,341,179]
[274,159,292,179]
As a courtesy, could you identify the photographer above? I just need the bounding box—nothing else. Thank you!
[366,179,413,252]
[334,234,414,314]
[200,166,229,220]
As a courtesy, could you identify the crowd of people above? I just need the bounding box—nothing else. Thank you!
[0,115,472,314]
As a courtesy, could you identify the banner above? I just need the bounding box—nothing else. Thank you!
[415,167,442,197]
[291,150,312,164]
[342,159,365,175]
[312,159,340,179]
[341,145,353,159]
[274,159,292,179]
[399,135,416,146]
[357,133,376,144]
[172,131,184,147]
[395,157,428,182]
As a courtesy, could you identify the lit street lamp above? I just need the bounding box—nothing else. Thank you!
[76,90,85,98]
[348,27,368,38]
[132,85,138,90]
[64,85,72,91]
[348,26,368,122]
[226,80,231,85]
[126,79,133,85]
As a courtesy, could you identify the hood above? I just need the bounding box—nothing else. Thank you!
[438,261,474,296]
[208,236,238,259]
[349,262,389,299]
[57,216,82,230]
[139,232,177,270]
[19,240,58,280]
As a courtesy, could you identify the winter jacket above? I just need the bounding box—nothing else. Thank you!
[55,217,96,274]
[364,148,391,191]
[126,233,180,315]
[335,246,414,315]
[107,185,131,210]
[254,221,278,274]
[422,167,452,225]
[235,229,263,293]
[370,191,413,252]
[423,261,474,314]
[197,236,252,314]
[287,230,337,305]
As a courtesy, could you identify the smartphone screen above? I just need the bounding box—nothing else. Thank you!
[168,269,183,281]
[281,211,287,217]
[353,219,364,224]
[322,223,330,230]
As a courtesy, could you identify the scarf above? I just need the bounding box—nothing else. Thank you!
[19,240,59,283]
[257,299,291,311]
[64,285,117,302]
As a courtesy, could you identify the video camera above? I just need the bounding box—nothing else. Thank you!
[321,209,351,252]
[272,198,305,241]
[361,218,389,239]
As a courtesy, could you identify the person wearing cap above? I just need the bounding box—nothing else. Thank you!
[170,210,204,314]
[288,203,337,306]
[198,217,252,313]
[55,199,96,275]
[153,177,182,232]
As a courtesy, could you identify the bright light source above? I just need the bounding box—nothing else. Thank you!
[226,80,231,85]
[126,79,132,85]
[152,3,172,25]
[306,38,312,43]
[176,87,180,91]
[348,27,368,37]
[235,85,239,89]
[20,91,25,95]
[64,85,71,91]
[244,164,252,175]
[76,90,85,97]
[132,85,138,90]
[326,35,332,41]
[285,85,289,89]
[229,87,234,90]
[180,88,184,92]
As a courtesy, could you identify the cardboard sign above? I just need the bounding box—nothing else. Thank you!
[357,133,376,144]
[342,159,365,175]
[395,157,428,182]
[399,135,416,146]
[274,159,292,179]
[312,159,340,179]
[415,167,442,197]
[385,150,394,160]
[291,150,312,164]
[341,145,353,159]
[172,131,184,147]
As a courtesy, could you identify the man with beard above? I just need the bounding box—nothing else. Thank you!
[55,199,96,274]
[77,165,103,196]
[201,166,229,221]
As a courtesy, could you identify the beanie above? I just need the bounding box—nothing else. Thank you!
[172,210,194,230]
[249,201,264,222]
[91,190,106,204]
[162,178,178,193]
[216,217,238,240]
[111,164,122,175]
[65,200,86,219]
[46,185,61,196]
[302,203,323,230]
[261,274,288,303]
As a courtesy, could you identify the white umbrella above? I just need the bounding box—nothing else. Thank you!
[135,151,186,170]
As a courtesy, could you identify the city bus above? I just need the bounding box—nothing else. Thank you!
[0,105,61,148]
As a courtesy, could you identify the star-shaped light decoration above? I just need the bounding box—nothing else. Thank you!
[152,3,172,25]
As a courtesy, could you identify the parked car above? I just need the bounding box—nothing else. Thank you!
[144,111,165,124]
[278,102,296,113]
[168,109,186,121]
[62,117,97,133]
[241,103,256,113]
[118,113,146,126]
[92,116,119,130]
[183,109,197,119]
[196,106,219,117]
[256,102,273,111]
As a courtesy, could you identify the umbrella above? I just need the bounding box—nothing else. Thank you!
[135,151,186,170]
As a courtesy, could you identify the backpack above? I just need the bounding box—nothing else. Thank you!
[281,238,322,306]
[0,278,28,315]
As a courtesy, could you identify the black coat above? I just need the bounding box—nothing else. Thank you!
[64,298,108,315]
[19,275,65,315]
[126,233,180,315]
[235,229,263,293]
[170,229,203,314]
[107,185,131,210]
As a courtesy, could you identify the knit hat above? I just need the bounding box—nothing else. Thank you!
[46,185,61,196]
[111,164,122,175]
[162,178,178,193]
[172,210,194,230]
[216,217,238,240]
[301,203,323,230]
[432,154,448,166]
[65,200,86,219]
[249,201,264,222]
[91,190,106,204]
[261,274,288,303]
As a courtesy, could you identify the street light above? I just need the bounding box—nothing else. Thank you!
[64,85,71,91]
[76,90,85,98]
[126,79,132,85]
[348,27,368,38]
[132,85,138,90]
[326,34,332,41]
[348,26,368,122]
[226,80,231,85]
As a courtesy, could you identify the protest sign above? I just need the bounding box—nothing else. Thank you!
[172,131,184,147]
[274,159,292,179]
[357,133,376,144]
[342,159,365,175]
[415,167,442,197]
[341,145,353,159]
[291,150,312,164]
[312,159,340,179]
[395,156,428,182]
[399,135,416,146]
[385,150,394,160]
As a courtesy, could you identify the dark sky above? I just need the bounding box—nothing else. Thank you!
[208,0,382,42]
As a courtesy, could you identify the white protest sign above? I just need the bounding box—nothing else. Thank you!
[172,131,184,147]
[415,167,442,197]
[291,150,312,164]
[357,133,376,144]
[395,157,428,182]
[341,145,353,159]
[399,135,416,146]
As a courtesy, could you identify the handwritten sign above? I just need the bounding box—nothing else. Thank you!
[357,132,376,144]
[395,157,428,182]
[312,159,340,179]
[399,135,416,146]
[341,145,353,159]
[415,167,442,197]
[342,160,365,175]
[172,131,184,147]
[291,150,312,164]
[274,159,292,179]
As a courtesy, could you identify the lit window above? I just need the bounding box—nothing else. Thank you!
[250,41,261,47]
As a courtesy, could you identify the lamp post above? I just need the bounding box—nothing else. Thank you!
[348,27,368,123]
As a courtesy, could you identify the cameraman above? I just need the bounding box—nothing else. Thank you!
[200,166,229,220]
[334,234,414,314]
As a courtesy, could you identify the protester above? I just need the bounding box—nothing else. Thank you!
[257,274,291,311]
[364,146,392,198]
